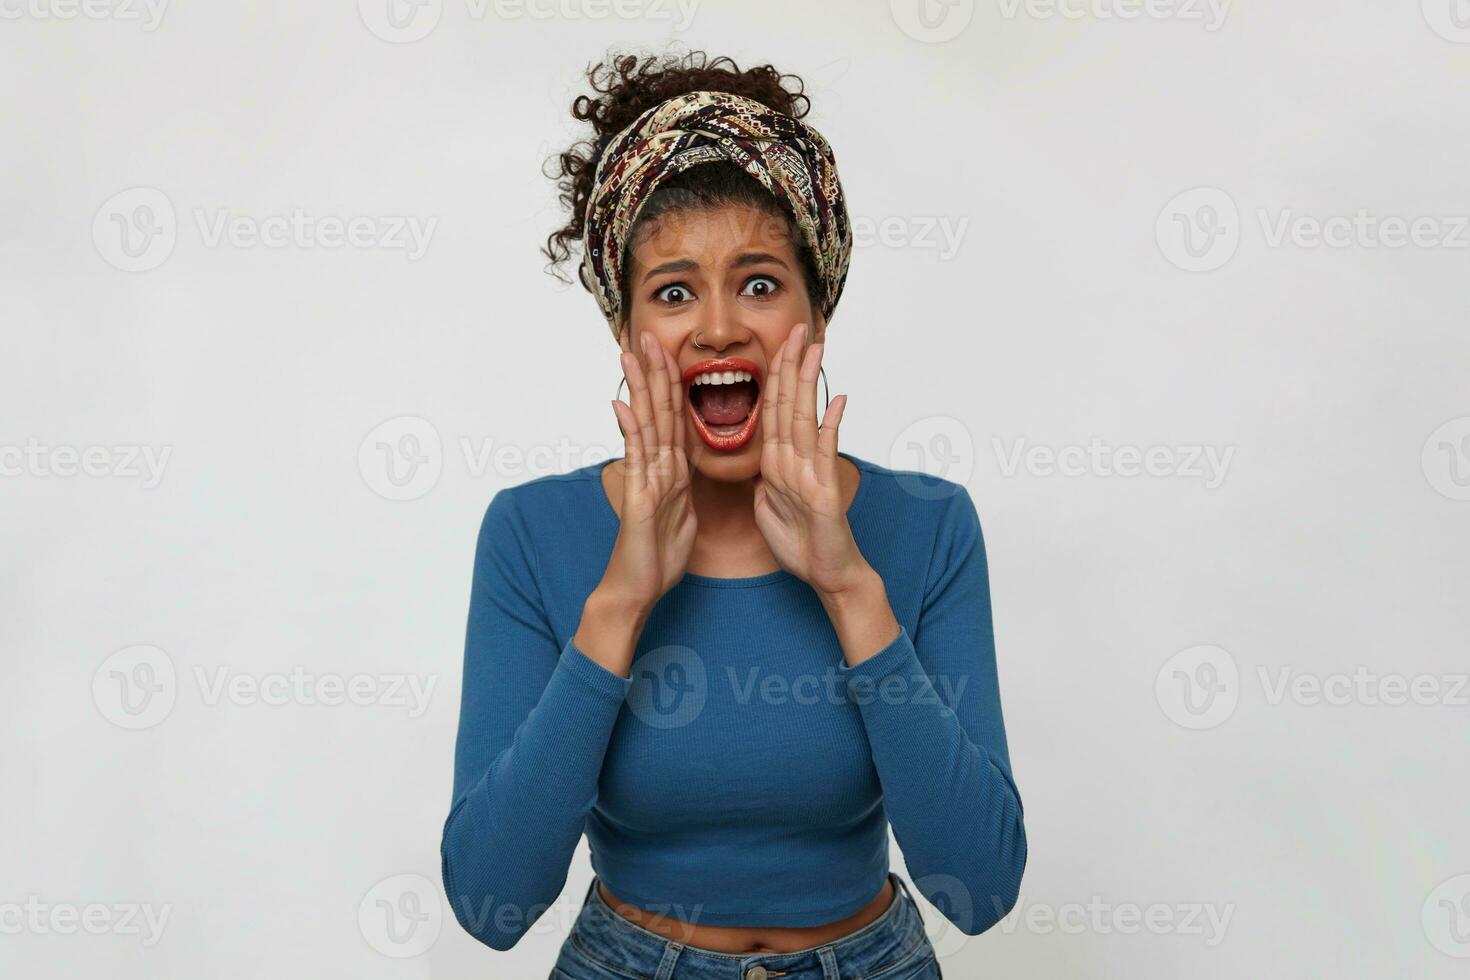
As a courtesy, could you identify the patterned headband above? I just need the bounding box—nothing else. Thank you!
[580,90,853,339]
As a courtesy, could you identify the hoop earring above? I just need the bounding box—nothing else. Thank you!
[817,365,830,430]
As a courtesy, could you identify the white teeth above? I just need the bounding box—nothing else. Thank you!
[690,370,754,386]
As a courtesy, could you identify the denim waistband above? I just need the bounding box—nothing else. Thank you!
[557,872,933,980]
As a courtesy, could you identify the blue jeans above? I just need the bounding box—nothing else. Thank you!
[551,872,943,980]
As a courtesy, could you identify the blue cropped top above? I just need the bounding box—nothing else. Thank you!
[441,452,1025,950]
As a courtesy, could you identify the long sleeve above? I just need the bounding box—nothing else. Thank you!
[440,488,633,951]
[835,485,1026,936]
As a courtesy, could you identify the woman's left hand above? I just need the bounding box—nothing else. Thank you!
[752,322,869,598]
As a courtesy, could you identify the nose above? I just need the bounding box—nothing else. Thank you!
[689,296,752,353]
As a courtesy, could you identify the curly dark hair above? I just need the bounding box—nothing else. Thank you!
[541,48,825,327]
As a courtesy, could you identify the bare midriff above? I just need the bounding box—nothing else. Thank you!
[596,877,896,954]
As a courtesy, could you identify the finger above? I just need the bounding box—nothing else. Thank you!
[793,341,822,461]
[665,346,694,478]
[816,393,846,482]
[760,344,781,464]
[777,322,802,451]
[612,398,646,492]
[622,349,658,474]
[620,352,655,487]
[643,333,674,460]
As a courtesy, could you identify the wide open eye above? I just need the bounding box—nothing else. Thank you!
[654,283,694,305]
[739,275,780,299]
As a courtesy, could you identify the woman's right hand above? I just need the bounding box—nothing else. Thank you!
[602,331,697,614]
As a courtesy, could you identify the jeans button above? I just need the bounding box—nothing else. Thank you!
[745,968,769,980]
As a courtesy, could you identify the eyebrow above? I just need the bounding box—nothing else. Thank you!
[640,251,791,283]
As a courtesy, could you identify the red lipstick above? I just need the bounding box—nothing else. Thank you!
[682,357,763,452]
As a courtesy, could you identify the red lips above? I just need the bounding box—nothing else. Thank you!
[682,357,763,452]
[681,357,763,387]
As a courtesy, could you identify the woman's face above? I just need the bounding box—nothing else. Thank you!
[620,202,826,482]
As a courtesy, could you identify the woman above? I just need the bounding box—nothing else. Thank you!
[441,51,1026,979]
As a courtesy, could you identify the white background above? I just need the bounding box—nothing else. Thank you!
[4,1,1469,977]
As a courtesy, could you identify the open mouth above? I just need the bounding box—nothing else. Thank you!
[683,357,762,451]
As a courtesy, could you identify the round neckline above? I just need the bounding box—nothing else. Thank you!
[590,451,871,589]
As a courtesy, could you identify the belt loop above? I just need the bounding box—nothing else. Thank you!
[818,944,840,980]
[653,940,682,980]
